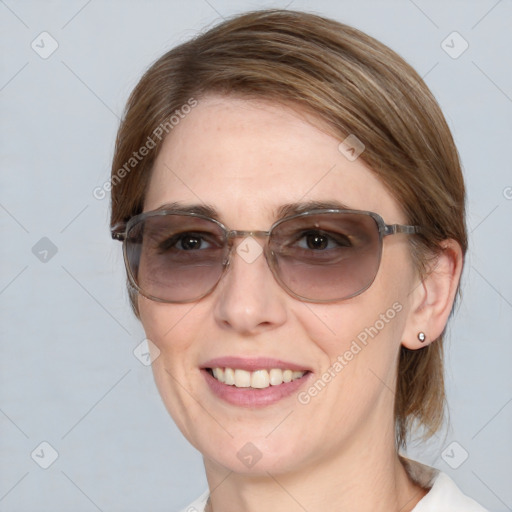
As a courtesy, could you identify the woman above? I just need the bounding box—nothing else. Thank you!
[110,9,487,511]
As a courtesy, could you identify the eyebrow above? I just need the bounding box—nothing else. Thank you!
[276,200,352,218]
[153,199,353,222]
[154,201,218,218]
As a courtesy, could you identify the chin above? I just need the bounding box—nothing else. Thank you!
[188,423,319,477]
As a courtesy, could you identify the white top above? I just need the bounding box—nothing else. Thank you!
[179,458,488,512]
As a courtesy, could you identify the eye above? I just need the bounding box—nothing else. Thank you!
[296,230,351,250]
[158,232,217,252]
[177,234,209,250]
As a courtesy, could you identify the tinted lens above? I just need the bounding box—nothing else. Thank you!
[270,212,382,301]
[125,214,228,302]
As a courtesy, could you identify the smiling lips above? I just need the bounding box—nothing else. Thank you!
[201,357,311,406]
[210,367,306,389]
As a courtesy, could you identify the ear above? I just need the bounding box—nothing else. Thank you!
[401,239,464,350]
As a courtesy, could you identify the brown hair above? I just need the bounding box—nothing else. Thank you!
[110,9,467,448]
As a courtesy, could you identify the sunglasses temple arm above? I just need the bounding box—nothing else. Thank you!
[383,224,421,236]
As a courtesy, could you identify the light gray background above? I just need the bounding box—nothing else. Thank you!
[1,0,511,511]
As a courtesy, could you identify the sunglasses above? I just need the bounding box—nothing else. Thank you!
[111,208,421,303]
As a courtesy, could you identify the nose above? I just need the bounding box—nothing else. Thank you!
[212,236,288,335]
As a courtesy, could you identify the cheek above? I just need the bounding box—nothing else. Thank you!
[138,298,194,381]
[138,297,210,442]
[138,298,209,387]
[138,296,196,350]
[296,299,406,394]
[283,298,406,460]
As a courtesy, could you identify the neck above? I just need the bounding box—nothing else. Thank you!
[203,422,427,512]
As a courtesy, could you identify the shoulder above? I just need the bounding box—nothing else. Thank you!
[402,458,489,512]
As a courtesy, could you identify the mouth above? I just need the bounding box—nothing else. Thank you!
[206,367,308,389]
[200,357,312,407]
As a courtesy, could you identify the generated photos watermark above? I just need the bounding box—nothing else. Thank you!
[297,301,403,405]
[93,97,198,200]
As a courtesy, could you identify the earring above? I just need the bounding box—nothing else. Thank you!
[418,332,426,343]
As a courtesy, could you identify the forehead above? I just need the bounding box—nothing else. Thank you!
[144,95,403,226]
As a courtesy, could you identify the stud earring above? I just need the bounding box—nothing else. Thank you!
[418,332,426,343]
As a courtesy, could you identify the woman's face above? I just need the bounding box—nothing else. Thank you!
[139,95,419,475]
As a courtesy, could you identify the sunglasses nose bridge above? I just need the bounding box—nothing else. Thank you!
[226,229,272,240]
[223,229,275,270]
[225,229,272,253]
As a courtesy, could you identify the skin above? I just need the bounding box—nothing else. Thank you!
[138,95,463,512]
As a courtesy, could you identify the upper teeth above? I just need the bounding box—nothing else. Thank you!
[211,368,306,389]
